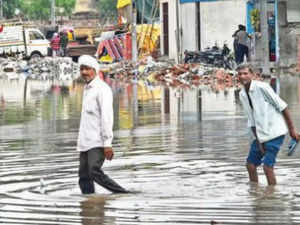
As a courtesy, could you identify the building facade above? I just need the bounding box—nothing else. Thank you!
[160,0,300,73]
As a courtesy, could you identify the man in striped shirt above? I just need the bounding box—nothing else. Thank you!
[237,63,299,185]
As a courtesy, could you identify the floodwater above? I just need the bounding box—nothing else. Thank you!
[0,75,300,225]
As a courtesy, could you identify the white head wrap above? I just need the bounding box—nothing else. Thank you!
[78,55,99,73]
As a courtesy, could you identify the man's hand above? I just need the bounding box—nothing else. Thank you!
[104,147,114,160]
[282,109,299,141]
[257,142,265,155]
[289,129,300,141]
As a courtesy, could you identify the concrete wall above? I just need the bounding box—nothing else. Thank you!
[159,0,299,67]
[200,0,247,51]
[180,3,197,52]
[278,0,300,67]
[159,0,178,60]
[179,0,247,55]
[278,26,298,67]
[263,1,299,68]
[287,0,300,22]
[160,0,247,61]
[248,0,299,70]
[159,0,167,57]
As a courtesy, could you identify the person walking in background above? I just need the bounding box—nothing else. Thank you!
[237,63,299,186]
[60,31,68,57]
[77,55,129,194]
[50,33,60,57]
[232,24,243,63]
[235,25,250,64]
[67,29,74,41]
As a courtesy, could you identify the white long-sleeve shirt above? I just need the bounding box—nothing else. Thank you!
[239,80,288,143]
[77,76,114,152]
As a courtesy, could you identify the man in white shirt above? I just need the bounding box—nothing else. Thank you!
[237,63,299,185]
[77,55,128,194]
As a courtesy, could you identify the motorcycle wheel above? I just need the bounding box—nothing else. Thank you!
[225,58,237,70]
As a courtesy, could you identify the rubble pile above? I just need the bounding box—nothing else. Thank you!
[96,56,173,83]
[152,63,237,88]
[98,55,267,90]
[98,57,240,89]
[0,55,264,90]
[0,57,80,81]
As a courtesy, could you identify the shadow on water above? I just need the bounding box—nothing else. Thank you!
[0,75,300,224]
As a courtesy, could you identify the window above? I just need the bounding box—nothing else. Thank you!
[29,31,44,40]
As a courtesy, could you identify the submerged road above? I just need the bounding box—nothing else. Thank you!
[0,75,300,224]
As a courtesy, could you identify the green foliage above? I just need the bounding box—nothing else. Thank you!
[97,0,118,17]
[2,0,76,20]
[21,0,51,20]
[56,0,76,16]
[2,0,116,21]
[2,0,23,19]
[250,8,260,32]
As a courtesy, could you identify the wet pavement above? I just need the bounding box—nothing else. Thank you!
[1,75,300,225]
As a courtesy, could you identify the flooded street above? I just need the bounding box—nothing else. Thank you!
[1,75,300,225]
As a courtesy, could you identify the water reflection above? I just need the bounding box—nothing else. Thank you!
[247,184,292,224]
[80,196,107,225]
[0,75,300,224]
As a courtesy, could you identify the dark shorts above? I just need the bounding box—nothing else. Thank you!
[247,135,285,167]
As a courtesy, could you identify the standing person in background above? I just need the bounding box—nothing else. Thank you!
[77,55,129,194]
[232,24,243,63]
[60,31,68,57]
[237,63,299,186]
[50,33,60,57]
[235,25,250,64]
[67,29,74,41]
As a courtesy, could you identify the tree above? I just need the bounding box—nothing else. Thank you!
[56,0,76,16]
[2,0,23,19]
[21,0,51,20]
[97,0,117,17]
[2,0,112,21]
[17,0,76,21]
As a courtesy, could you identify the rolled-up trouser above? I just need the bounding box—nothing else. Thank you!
[79,147,128,194]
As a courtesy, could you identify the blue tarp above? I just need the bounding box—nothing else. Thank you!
[180,0,219,3]
[247,1,255,34]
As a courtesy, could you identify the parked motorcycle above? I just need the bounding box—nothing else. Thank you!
[184,43,236,70]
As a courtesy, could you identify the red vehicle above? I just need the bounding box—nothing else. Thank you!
[67,35,97,62]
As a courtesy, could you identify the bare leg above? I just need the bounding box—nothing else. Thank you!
[263,165,276,185]
[247,163,258,183]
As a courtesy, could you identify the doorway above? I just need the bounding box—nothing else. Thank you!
[162,2,169,55]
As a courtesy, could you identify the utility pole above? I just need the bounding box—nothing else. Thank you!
[175,0,181,63]
[131,0,137,64]
[259,0,270,74]
[0,0,3,19]
[275,0,280,65]
[51,0,56,26]
[131,0,138,127]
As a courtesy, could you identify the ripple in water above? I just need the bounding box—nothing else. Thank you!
[1,78,300,224]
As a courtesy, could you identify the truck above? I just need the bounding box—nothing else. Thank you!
[65,26,99,61]
[0,22,50,59]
